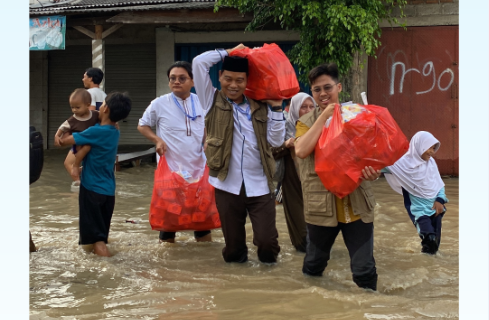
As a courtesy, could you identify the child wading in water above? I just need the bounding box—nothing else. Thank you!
[54,88,99,190]
[383,131,448,255]
[59,92,131,257]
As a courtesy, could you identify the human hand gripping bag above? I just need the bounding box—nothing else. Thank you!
[149,156,221,232]
[314,103,409,199]
[229,43,300,100]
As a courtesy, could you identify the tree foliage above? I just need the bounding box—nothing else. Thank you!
[215,0,407,83]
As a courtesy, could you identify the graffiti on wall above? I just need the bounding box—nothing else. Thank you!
[379,49,455,96]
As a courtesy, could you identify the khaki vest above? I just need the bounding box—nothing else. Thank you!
[204,90,276,194]
[297,108,376,227]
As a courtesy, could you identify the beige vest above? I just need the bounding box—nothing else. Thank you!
[204,90,276,194]
[297,108,376,227]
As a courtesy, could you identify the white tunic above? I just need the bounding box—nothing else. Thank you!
[138,93,206,180]
[193,49,285,197]
[87,87,106,110]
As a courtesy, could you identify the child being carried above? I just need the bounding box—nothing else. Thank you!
[54,88,99,190]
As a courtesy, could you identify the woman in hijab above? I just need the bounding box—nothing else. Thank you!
[383,131,448,255]
[272,92,316,252]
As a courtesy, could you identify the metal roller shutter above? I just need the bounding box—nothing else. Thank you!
[47,45,91,149]
[105,43,156,145]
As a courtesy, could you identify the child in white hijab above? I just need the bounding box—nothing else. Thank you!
[383,131,448,255]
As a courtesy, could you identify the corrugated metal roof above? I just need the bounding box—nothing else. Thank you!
[30,0,216,15]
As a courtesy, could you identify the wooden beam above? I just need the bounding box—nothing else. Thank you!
[106,8,252,24]
[102,24,123,38]
[67,16,114,27]
[73,26,95,39]
[95,25,103,40]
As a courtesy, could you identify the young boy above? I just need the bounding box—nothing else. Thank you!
[59,92,131,257]
[54,89,99,189]
[294,63,380,290]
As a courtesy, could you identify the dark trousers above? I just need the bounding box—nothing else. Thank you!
[302,220,377,290]
[402,188,444,254]
[281,153,307,252]
[79,184,115,245]
[214,184,280,263]
[159,230,211,240]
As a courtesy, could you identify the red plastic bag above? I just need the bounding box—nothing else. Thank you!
[229,43,300,100]
[149,156,221,232]
[315,104,409,199]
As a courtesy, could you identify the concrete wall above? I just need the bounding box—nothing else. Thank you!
[29,51,48,148]
[156,27,175,97]
[381,0,458,27]
[175,30,300,44]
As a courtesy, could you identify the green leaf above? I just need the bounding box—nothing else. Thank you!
[216,0,405,82]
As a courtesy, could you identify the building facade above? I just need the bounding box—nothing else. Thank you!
[29,0,458,174]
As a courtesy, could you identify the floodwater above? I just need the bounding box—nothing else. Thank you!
[30,150,459,319]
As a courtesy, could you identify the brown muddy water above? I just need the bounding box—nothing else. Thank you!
[30,150,459,319]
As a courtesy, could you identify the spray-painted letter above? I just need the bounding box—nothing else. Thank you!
[416,62,436,95]
[390,62,420,95]
[437,68,454,91]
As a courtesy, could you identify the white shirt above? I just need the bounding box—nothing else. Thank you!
[193,49,285,196]
[87,87,107,110]
[138,93,206,180]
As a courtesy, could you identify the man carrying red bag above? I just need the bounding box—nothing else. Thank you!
[228,43,300,100]
[193,44,285,264]
[295,63,381,291]
[138,61,212,243]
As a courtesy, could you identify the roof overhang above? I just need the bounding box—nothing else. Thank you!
[106,7,251,24]
[30,0,218,15]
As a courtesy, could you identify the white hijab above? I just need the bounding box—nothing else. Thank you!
[385,131,444,199]
[286,93,316,139]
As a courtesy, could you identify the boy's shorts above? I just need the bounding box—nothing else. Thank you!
[79,184,115,245]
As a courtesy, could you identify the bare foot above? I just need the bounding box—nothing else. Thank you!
[159,238,175,244]
[195,233,212,242]
[93,241,111,257]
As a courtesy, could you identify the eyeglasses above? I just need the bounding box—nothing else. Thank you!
[312,83,338,94]
[169,76,190,84]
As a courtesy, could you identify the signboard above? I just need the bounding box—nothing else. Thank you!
[29,16,66,50]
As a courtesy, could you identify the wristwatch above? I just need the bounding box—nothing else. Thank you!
[271,105,282,112]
